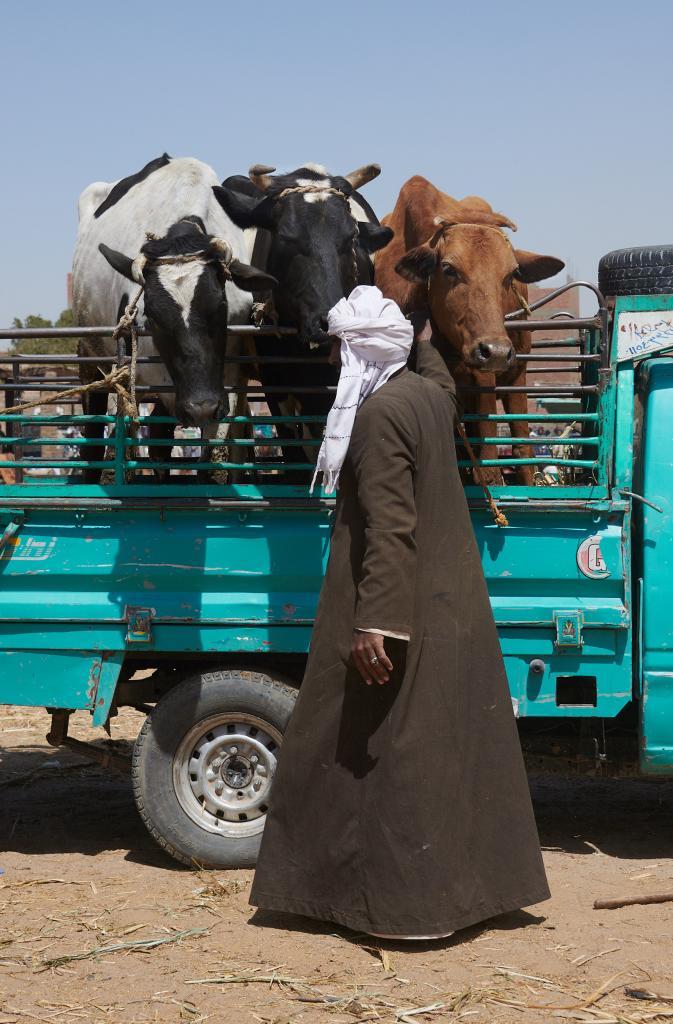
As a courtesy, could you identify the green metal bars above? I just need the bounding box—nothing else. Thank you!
[0,281,610,493]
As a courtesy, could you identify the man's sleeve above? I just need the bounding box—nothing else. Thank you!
[357,627,411,641]
[348,401,417,638]
[412,316,460,423]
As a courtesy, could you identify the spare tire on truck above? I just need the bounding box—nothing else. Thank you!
[599,245,673,297]
[132,668,297,868]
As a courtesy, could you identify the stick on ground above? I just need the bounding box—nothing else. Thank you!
[594,891,673,910]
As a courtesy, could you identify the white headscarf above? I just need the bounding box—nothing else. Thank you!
[311,285,413,494]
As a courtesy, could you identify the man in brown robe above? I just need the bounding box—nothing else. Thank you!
[250,290,549,939]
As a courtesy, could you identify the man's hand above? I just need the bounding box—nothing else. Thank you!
[351,630,394,686]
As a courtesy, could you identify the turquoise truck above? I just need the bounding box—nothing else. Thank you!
[1,243,673,868]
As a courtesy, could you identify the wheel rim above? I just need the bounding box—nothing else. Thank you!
[173,712,282,838]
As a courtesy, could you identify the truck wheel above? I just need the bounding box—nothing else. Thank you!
[599,245,673,297]
[132,668,297,869]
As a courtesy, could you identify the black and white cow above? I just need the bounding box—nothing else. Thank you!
[72,154,275,480]
[211,163,393,468]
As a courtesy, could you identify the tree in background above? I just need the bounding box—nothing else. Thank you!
[10,311,77,355]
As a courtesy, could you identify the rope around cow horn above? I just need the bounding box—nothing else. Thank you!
[210,237,233,263]
[209,237,234,279]
[131,254,147,285]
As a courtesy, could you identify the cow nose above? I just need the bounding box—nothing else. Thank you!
[471,338,516,372]
[181,398,221,427]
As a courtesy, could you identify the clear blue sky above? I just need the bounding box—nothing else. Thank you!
[2,0,672,326]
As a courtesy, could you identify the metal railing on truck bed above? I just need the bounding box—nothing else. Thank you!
[0,281,611,498]
[0,283,637,745]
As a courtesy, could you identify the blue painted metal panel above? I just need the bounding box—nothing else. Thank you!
[0,500,631,724]
[472,509,629,629]
[0,508,331,626]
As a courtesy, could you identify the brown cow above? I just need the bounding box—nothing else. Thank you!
[375,175,564,484]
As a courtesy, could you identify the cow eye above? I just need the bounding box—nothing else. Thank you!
[442,263,459,280]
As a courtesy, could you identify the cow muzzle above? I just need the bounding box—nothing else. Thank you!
[467,337,516,373]
[300,314,333,354]
[179,397,223,429]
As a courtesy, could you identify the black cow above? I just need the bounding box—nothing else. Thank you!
[212,163,393,471]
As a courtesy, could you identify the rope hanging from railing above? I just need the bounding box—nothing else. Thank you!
[1,364,132,416]
[456,421,509,528]
[111,285,143,419]
[0,288,143,419]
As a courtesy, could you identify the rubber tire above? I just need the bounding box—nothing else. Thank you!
[598,245,673,297]
[132,668,297,869]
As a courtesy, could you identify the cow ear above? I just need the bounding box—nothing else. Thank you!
[98,242,135,281]
[221,174,265,198]
[228,259,277,293]
[395,244,438,283]
[212,186,275,230]
[514,249,565,283]
[358,222,393,254]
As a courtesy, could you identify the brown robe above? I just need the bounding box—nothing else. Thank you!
[250,349,549,936]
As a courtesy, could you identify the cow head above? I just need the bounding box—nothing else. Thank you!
[395,212,564,373]
[99,216,275,428]
[213,164,393,350]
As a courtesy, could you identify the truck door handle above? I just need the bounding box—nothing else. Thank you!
[617,489,663,513]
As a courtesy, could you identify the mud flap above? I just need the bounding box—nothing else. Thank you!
[0,650,124,726]
[88,653,125,726]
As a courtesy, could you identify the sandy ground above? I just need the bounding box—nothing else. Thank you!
[1,704,673,1024]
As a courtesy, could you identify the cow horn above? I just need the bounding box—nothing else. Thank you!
[344,163,381,189]
[210,237,233,264]
[249,164,276,191]
[433,212,518,232]
[131,253,148,284]
[495,214,517,232]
